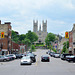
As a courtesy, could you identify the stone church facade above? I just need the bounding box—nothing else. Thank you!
[33,20,48,43]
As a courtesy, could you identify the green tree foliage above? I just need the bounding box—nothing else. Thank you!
[22,38,31,51]
[11,30,19,43]
[62,41,69,53]
[19,34,26,41]
[26,30,38,43]
[30,45,36,52]
[45,33,56,46]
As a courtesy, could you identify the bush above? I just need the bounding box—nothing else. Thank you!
[30,45,36,52]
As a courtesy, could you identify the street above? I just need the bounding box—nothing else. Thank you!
[0,49,75,75]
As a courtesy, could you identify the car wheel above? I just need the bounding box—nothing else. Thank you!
[20,63,23,65]
[34,59,36,62]
[30,63,32,65]
[3,59,7,62]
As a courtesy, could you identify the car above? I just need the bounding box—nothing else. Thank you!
[26,53,36,62]
[46,50,51,55]
[15,54,23,59]
[50,52,55,57]
[66,55,75,62]
[41,55,50,62]
[54,53,60,58]
[5,55,12,61]
[60,54,73,60]
[0,55,10,62]
[20,56,32,65]
[7,54,16,60]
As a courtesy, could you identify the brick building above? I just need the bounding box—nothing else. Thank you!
[11,41,20,54]
[69,31,73,54]
[0,20,12,55]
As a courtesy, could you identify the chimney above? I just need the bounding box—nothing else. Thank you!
[0,20,1,24]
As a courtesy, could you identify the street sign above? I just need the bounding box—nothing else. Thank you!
[1,32,4,38]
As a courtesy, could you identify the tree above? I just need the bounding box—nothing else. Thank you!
[30,45,36,52]
[62,41,69,53]
[11,30,19,43]
[45,33,56,46]
[26,30,38,43]
[22,38,31,51]
[19,34,26,41]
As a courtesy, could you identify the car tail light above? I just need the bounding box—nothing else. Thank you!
[48,57,50,59]
[42,57,44,59]
[69,58,72,59]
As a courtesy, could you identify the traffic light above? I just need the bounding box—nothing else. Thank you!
[1,32,4,38]
[65,32,69,38]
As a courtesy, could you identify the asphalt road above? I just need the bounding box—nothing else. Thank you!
[0,49,75,75]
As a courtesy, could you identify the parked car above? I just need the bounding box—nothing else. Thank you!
[66,55,75,62]
[5,55,12,61]
[50,52,55,57]
[26,53,36,62]
[46,50,51,55]
[41,55,50,62]
[0,55,10,62]
[60,54,73,60]
[20,56,32,65]
[54,53,60,58]
[15,54,23,59]
[7,54,16,60]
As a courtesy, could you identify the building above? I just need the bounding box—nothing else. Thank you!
[33,20,47,43]
[58,37,69,53]
[72,24,75,54]
[69,31,73,54]
[11,41,20,54]
[0,20,12,55]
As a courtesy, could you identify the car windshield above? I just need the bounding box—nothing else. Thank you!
[27,53,34,56]
[22,56,30,59]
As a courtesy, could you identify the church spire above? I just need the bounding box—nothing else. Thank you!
[39,24,41,31]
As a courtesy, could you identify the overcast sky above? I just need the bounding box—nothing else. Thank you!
[0,0,75,36]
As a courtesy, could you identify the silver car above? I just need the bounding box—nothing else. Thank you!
[20,56,32,65]
[0,55,9,62]
[54,53,60,58]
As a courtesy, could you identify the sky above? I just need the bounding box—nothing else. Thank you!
[0,0,75,36]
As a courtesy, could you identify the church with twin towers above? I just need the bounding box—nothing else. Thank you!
[33,20,48,43]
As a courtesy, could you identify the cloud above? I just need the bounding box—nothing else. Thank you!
[0,0,75,35]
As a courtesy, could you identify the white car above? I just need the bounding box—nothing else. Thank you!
[54,53,60,58]
[20,56,32,65]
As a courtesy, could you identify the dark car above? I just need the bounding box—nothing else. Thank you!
[0,55,10,62]
[41,55,50,62]
[15,54,23,59]
[60,54,73,60]
[26,53,36,62]
[66,55,75,62]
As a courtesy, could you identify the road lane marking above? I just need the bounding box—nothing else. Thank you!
[35,56,39,66]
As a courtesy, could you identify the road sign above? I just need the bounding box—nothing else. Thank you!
[1,32,4,38]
